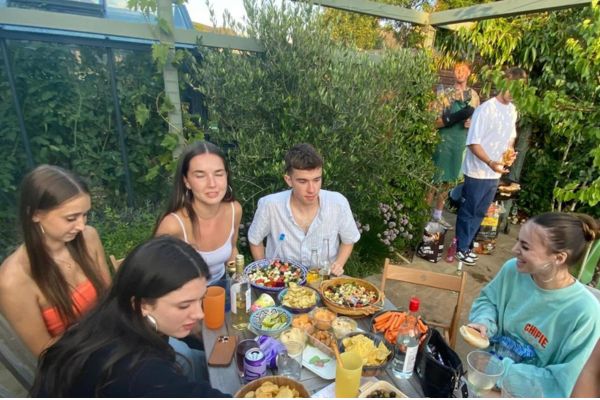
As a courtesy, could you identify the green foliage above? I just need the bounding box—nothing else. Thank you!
[319,0,432,49]
[0,41,177,256]
[90,202,158,262]
[320,9,381,49]
[438,3,600,217]
[195,1,437,271]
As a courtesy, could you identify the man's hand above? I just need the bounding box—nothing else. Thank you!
[489,161,509,174]
[331,262,344,276]
[464,118,471,128]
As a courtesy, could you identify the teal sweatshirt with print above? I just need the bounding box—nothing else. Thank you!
[469,258,600,397]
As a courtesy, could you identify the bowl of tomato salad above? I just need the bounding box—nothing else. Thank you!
[244,259,307,292]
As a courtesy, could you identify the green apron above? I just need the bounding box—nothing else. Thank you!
[432,100,469,183]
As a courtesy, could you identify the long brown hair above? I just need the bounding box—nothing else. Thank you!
[154,141,234,238]
[531,212,600,267]
[19,165,106,328]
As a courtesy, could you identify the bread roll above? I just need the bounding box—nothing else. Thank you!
[460,325,490,349]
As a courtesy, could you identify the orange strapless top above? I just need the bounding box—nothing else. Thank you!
[41,279,98,336]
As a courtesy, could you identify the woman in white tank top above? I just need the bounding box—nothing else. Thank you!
[154,141,243,287]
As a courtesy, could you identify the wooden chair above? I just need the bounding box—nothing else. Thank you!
[109,255,124,272]
[573,239,600,289]
[380,258,468,349]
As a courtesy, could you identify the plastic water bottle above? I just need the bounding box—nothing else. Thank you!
[392,297,421,378]
[446,237,457,263]
[272,233,286,261]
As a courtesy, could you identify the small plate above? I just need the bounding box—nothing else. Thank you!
[302,344,336,380]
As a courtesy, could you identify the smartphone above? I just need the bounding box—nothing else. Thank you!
[208,335,238,367]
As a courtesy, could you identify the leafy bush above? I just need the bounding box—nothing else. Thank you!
[0,41,173,258]
[89,201,158,264]
[194,1,438,273]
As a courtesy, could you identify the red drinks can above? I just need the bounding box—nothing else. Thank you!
[243,347,267,382]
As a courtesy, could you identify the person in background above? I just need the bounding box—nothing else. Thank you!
[572,339,600,397]
[467,212,600,397]
[455,67,526,266]
[154,141,242,289]
[31,236,228,397]
[426,62,480,230]
[0,165,110,357]
[248,143,360,276]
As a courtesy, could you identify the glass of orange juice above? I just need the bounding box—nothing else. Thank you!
[335,351,363,397]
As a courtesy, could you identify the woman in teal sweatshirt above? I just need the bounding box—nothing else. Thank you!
[468,212,600,397]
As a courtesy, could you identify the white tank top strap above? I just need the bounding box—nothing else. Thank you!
[170,212,189,243]
[229,202,235,239]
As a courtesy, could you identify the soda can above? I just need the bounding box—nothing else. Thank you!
[243,347,267,382]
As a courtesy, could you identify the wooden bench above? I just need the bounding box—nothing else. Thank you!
[0,314,36,396]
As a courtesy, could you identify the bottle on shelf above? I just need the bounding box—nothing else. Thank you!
[231,254,250,331]
[446,237,457,263]
[319,238,331,281]
[306,248,321,288]
[392,297,421,379]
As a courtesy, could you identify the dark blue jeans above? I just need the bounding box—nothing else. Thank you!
[456,175,499,253]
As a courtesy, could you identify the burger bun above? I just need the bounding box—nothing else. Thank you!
[460,325,490,349]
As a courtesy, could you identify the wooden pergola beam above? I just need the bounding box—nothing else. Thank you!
[302,0,591,29]
[0,7,265,52]
[303,0,429,25]
[429,0,591,26]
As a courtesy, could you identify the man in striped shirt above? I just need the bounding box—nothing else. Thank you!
[248,143,360,276]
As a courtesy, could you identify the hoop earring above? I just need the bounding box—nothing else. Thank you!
[146,314,158,332]
[182,188,191,204]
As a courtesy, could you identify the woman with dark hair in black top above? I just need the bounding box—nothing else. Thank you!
[31,236,229,397]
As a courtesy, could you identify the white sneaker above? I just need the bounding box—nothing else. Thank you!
[456,251,476,266]
[467,251,479,260]
[433,217,454,230]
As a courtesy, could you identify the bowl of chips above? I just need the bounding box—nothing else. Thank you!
[339,332,394,377]
[278,284,320,314]
[234,376,309,398]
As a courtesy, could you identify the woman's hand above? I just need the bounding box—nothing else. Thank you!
[467,323,489,338]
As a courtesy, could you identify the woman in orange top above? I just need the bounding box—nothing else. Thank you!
[0,165,110,356]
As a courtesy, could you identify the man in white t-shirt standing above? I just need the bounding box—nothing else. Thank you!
[455,68,527,266]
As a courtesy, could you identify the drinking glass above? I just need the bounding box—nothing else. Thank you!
[466,350,504,397]
[335,352,363,398]
[276,340,305,380]
[319,238,331,280]
[236,339,259,378]
[203,286,225,329]
[501,370,544,397]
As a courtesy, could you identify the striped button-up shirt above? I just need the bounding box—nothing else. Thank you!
[247,189,360,266]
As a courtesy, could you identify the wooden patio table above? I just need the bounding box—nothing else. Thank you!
[202,295,425,397]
